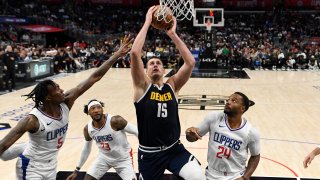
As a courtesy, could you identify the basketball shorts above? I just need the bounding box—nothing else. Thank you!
[16,154,57,180]
[205,166,245,180]
[87,153,136,180]
[138,141,199,180]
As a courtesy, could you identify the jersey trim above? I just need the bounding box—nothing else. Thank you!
[136,83,152,103]
[166,83,178,104]
[224,114,247,131]
[36,106,62,121]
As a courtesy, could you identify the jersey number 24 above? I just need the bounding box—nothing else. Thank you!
[216,146,231,159]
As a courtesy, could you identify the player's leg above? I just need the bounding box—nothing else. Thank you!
[86,155,111,180]
[137,149,167,180]
[114,157,137,180]
[16,155,41,180]
[167,143,205,180]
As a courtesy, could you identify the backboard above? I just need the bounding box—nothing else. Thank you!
[193,8,224,32]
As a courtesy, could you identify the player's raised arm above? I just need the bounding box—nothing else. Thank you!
[130,6,157,91]
[64,35,133,109]
[166,18,195,93]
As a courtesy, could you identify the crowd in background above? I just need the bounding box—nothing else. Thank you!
[0,1,320,91]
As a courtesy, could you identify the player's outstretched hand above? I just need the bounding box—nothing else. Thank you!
[185,127,202,142]
[115,34,134,57]
[303,147,320,168]
[303,153,315,168]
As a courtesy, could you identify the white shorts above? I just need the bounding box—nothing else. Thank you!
[205,167,244,180]
[87,154,136,180]
[16,154,57,180]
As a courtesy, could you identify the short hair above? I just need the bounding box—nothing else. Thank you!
[146,56,162,67]
[22,80,56,108]
[234,92,255,112]
[83,99,105,115]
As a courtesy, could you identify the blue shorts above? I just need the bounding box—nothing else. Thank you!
[138,141,199,180]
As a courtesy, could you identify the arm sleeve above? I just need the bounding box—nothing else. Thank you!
[248,128,261,156]
[76,140,92,169]
[124,122,139,137]
[0,143,26,161]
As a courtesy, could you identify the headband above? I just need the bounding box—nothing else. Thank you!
[88,101,102,110]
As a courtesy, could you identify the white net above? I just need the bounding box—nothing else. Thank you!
[158,0,195,22]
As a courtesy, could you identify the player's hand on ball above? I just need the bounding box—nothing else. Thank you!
[145,6,157,25]
[166,17,177,36]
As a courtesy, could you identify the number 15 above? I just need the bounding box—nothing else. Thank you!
[157,103,167,118]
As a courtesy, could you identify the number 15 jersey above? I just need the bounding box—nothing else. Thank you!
[134,83,180,147]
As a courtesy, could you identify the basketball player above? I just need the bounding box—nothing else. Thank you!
[186,92,260,180]
[130,6,205,180]
[66,99,138,180]
[303,146,320,168]
[0,35,133,180]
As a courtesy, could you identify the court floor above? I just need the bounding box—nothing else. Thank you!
[1,68,320,179]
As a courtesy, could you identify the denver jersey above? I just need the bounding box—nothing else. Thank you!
[197,111,260,173]
[23,103,69,161]
[87,114,131,162]
[134,83,180,147]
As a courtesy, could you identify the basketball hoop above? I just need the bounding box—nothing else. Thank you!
[157,0,195,22]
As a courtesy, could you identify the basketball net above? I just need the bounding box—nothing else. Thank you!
[205,19,212,32]
[158,0,195,22]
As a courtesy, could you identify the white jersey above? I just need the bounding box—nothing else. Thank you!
[23,103,69,161]
[197,111,260,174]
[87,114,132,162]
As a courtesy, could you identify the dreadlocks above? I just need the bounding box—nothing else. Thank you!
[22,80,56,108]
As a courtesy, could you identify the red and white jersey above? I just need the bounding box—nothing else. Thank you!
[23,103,69,161]
[87,114,131,162]
[197,111,260,174]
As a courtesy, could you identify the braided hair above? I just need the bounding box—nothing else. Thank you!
[22,80,56,108]
[83,99,105,115]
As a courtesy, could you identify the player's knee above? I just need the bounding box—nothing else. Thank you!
[179,160,205,180]
[185,173,205,180]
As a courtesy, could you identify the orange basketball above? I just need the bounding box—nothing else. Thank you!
[151,5,174,31]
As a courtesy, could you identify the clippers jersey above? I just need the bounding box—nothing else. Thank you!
[198,111,260,174]
[23,103,69,161]
[87,114,131,162]
[134,83,180,147]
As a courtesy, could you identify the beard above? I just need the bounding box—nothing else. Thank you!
[92,114,102,122]
[224,109,231,115]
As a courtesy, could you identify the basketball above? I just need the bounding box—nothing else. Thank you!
[151,5,174,31]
